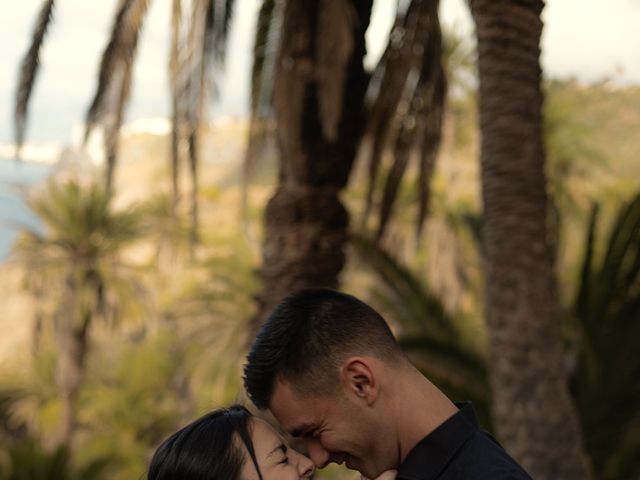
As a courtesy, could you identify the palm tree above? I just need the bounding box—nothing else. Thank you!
[248,0,449,328]
[469,0,592,477]
[11,179,143,448]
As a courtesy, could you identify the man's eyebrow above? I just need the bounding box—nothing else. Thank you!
[267,443,287,458]
[290,423,316,438]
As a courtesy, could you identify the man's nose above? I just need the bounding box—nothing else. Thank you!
[305,439,330,468]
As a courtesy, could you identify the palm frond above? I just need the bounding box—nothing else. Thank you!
[360,0,441,231]
[241,0,280,222]
[376,119,413,241]
[84,0,135,142]
[23,179,142,257]
[201,0,236,98]
[575,202,599,321]
[589,193,640,334]
[249,0,276,116]
[103,58,136,192]
[169,0,183,209]
[211,0,235,64]
[414,3,446,240]
[351,234,460,342]
[372,0,446,242]
[316,0,356,141]
[187,124,200,249]
[184,0,213,249]
[570,190,640,480]
[84,0,152,144]
[240,0,283,247]
[14,0,56,159]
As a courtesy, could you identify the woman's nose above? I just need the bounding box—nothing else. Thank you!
[292,449,315,478]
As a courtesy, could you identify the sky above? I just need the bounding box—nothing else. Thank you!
[1,0,639,148]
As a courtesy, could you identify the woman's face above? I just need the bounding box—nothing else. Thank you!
[240,418,314,480]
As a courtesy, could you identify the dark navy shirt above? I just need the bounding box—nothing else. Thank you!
[397,402,532,480]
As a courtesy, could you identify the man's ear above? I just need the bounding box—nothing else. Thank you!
[340,357,378,406]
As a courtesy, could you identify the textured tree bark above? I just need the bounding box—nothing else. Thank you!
[470,1,593,478]
[250,0,372,332]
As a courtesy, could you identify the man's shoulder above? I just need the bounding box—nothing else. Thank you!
[397,402,532,480]
[455,430,532,479]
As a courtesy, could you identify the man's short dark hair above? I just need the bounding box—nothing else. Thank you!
[243,288,403,410]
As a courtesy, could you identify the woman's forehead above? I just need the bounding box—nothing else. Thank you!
[250,418,284,449]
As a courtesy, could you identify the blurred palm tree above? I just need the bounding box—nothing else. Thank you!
[570,192,640,480]
[11,179,143,448]
[469,1,593,477]
[246,0,449,328]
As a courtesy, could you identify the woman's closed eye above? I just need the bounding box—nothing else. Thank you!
[271,443,289,465]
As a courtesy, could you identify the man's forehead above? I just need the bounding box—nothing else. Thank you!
[269,380,318,432]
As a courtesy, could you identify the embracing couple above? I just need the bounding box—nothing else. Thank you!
[148,289,532,479]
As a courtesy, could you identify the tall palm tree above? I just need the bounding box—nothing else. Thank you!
[248,0,448,327]
[469,1,592,478]
[11,179,142,448]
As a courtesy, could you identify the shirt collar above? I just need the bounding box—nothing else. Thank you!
[397,402,479,480]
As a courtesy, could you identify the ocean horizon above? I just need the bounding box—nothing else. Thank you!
[0,157,53,262]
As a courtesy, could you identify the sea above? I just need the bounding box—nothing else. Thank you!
[0,156,54,262]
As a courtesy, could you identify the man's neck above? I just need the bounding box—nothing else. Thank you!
[389,366,459,463]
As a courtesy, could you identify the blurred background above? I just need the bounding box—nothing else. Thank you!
[0,0,638,479]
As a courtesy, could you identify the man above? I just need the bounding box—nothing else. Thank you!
[243,288,531,480]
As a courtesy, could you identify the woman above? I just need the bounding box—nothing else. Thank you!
[148,404,395,480]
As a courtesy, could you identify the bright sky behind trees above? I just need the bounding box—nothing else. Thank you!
[1,0,638,145]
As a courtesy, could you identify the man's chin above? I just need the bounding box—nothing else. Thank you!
[350,463,391,480]
[344,458,374,479]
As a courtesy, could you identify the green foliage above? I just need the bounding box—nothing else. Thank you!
[545,80,608,215]
[1,350,61,440]
[569,191,640,480]
[71,331,192,480]
[0,439,109,480]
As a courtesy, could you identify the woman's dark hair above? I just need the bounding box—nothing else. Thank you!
[148,405,263,480]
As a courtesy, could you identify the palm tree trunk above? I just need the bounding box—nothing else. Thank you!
[55,271,91,449]
[57,318,89,448]
[251,0,373,330]
[470,1,592,478]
